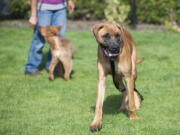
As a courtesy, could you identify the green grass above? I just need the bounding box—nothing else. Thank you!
[0,26,180,135]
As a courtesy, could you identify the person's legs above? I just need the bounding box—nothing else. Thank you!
[45,8,67,70]
[52,8,67,37]
[25,10,53,73]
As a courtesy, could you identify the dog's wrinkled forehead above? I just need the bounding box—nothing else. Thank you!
[92,23,124,40]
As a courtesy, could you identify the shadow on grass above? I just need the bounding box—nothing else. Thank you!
[91,94,128,117]
[39,51,48,71]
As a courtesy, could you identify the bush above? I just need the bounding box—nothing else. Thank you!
[137,0,180,24]
[9,0,106,20]
[10,0,30,19]
[68,0,106,20]
[8,0,180,26]
[104,0,130,24]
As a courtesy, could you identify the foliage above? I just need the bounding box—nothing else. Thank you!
[6,0,180,26]
[10,0,30,19]
[165,20,180,33]
[137,0,180,24]
[104,0,130,24]
[68,0,106,20]
[164,3,180,33]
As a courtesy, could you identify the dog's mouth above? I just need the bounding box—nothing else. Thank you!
[100,42,121,59]
[103,48,120,57]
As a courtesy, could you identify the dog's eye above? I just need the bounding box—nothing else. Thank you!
[102,33,110,39]
[115,33,120,39]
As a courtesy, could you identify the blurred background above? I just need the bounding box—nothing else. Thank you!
[0,0,180,31]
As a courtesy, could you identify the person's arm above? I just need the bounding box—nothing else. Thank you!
[29,0,38,27]
[67,0,75,13]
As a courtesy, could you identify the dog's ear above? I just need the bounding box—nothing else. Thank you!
[114,24,124,32]
[115,24,134,46]
[50,26,62,36]
[91,23,105,37]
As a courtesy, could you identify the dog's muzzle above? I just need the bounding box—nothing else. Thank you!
[101,44,120,58]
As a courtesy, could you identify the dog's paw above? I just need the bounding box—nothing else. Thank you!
[64,76,70,81]
[129,111,138,120]
[89,123,102,132]
[48,76,54,81]
[130,116,138,120]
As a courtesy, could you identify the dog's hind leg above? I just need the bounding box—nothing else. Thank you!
[118,78,141,111]
[61,57,72,81]
[110,68,127,112]
[49,57,58,80]
[112,77,128,112]
[119,90,128,112]
[125,75,138,120]
[119,90,141,112]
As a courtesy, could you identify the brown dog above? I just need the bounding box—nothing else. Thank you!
[39,26,74,81]
[90,23,144,131]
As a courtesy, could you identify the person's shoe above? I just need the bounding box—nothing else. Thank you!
[24,70,41,76]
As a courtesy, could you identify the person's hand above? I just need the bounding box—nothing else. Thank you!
[28,15,37,27]
[67,0,75,14]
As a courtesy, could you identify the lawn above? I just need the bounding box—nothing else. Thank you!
[0,26,180,135]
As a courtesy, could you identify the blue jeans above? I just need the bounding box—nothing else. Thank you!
[25,8,67,73]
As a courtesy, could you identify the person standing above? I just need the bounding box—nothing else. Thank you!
[25,0,75,75]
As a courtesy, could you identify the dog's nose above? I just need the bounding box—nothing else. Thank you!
[112,45,119,49]
[110,45,120,52]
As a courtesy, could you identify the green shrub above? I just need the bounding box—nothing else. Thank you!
[68,0,106,20]
[8,0,180,26]
[137,0,180,24]
[104,0,130,24]
[10,0,30,19]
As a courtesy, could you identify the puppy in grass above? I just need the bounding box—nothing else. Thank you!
[39,26,74,81]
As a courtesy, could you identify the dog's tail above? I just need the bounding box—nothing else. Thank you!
[136,58,144,64]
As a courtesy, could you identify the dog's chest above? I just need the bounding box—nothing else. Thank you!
[52,49,67,57]
[107,61,122,75]
[50,37,66,57]
[52,49,61,57]
[114,62,123,75]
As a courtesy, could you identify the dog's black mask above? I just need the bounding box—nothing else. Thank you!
[100,33,122,60]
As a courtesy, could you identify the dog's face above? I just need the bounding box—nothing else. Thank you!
[92,23,124,58]
[39,26,61,38]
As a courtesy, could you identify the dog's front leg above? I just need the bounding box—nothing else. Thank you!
[49,58,58,80]
[90,62,106,132]
[125,75,138,120]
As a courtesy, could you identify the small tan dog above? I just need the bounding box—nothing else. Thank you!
[39,26,74,81]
